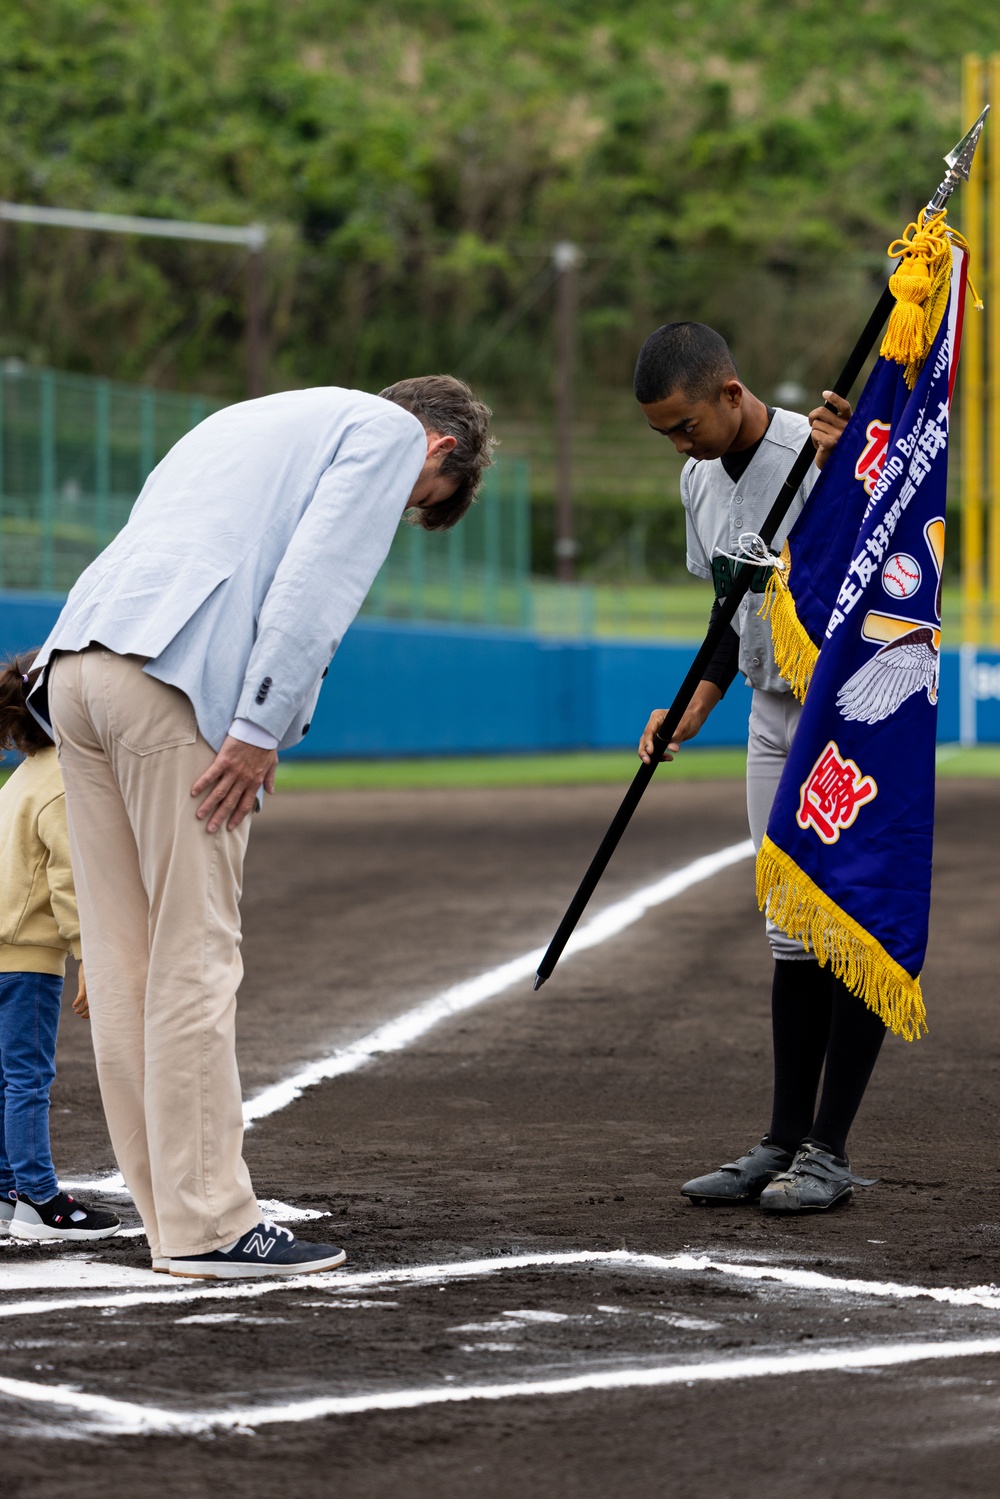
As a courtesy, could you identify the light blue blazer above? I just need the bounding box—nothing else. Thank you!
[31,387,426,750]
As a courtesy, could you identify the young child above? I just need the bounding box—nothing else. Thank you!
[0,650,119,1242]
[635,322,886,1215]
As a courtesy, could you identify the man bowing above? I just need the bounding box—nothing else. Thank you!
[29,375,492,1279]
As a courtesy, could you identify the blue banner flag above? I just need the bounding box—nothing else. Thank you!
[755,246,968,1039]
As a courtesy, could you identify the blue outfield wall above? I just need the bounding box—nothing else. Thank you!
[302,619,973,757]
[296,620,756,756]
[0,593,993,755]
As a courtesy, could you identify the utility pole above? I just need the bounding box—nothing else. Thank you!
[552,241,580,583]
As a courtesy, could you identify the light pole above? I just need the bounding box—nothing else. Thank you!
[0,202,268,398]
[552,240,580,583]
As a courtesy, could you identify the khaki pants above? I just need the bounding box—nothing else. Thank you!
[48,650,259,1258]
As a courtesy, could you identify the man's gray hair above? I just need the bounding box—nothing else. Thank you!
[379,374,495,531]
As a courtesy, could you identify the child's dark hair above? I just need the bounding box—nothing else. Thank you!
[0,651,51,756]
[633,322,739,405]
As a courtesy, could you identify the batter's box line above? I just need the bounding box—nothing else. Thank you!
[6,1331,1000,1438]
[5,1247,1000,1323]
[6,1250,1000,1437]
[62,841,756,1199]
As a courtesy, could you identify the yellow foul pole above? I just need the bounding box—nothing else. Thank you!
[961,54,985,646]
[990,54,1000,645]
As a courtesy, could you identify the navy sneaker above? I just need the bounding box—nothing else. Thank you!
[10,1191,120,1241]
[168,1220,346,1279]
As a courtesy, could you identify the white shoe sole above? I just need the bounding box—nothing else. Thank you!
[0,1220,12,1237]
[169,1249,347,1279]
[152,1257,171,1273]
[10,1220,120,1241]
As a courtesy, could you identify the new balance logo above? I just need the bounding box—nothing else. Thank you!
[243,1231,277,1258]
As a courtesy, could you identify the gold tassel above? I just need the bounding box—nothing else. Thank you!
[903,246,953,387]
[880,209,970,388]
[756,836,927,1041]
[757,541,818,702]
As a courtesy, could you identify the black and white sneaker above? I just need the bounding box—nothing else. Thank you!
[0,1190,15,1236]
[10,1191,120,1241]
[168,1220,346,1279]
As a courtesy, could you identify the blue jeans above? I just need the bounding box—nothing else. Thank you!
[0,972,63,1201]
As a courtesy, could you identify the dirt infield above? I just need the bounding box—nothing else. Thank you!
[3,778,1000,1496]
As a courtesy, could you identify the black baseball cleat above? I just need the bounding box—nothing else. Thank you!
[680,1136,794,1205]
[758,1141,878,1214]
[10,1191,121,1241]
[168,1220,347,1279]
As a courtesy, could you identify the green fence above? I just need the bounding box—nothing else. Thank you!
[0,363,214,594]
[0,363,532,621]
[362,459,531,629]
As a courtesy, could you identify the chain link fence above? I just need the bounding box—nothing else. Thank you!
[0,363,533,626]
[0,363,213,594]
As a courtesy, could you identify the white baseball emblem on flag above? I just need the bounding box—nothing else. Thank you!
[837,520,945,726]
[881,552,921,599]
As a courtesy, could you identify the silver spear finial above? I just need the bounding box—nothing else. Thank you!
[924,105,990,217]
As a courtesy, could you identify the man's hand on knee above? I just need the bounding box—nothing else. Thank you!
[191,738,278,833]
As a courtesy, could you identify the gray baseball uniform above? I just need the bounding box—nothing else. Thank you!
[680,407,818,959]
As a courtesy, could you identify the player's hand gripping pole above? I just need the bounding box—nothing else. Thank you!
[533,108,989,992]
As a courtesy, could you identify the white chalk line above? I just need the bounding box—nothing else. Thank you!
[5,1246,1000,1322]
[0,1248,655,1313]
[10,838,996,1434]
[243,839,754,1122]
[0,1199,328,1240]
[5,1332,1000,1437]
[6,1249,1000,1434]
[28,835,990,1430]
[62,839,754,1195]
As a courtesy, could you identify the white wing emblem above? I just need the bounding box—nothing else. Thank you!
[836,627,939,725]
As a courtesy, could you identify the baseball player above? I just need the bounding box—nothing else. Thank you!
[635,322,886,1214]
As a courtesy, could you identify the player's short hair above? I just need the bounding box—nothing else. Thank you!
[379,374,495,531]
[633,322,739,405]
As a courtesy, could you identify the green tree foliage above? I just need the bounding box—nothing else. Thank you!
[1,0,993,403]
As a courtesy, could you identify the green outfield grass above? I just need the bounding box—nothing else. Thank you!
[3,744,996,793]
[274,746,749,790]
[273,743,1000,791]
[933,745,1000,777]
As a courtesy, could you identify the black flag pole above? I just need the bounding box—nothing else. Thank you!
[533,107,989,993]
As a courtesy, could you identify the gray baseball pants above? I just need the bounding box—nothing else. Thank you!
[745,686,812,961]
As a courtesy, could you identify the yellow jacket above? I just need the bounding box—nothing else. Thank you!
[0,746,80,976]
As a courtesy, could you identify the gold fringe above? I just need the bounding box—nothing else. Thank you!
[757,541,817,703]
[756,836,927,1041]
